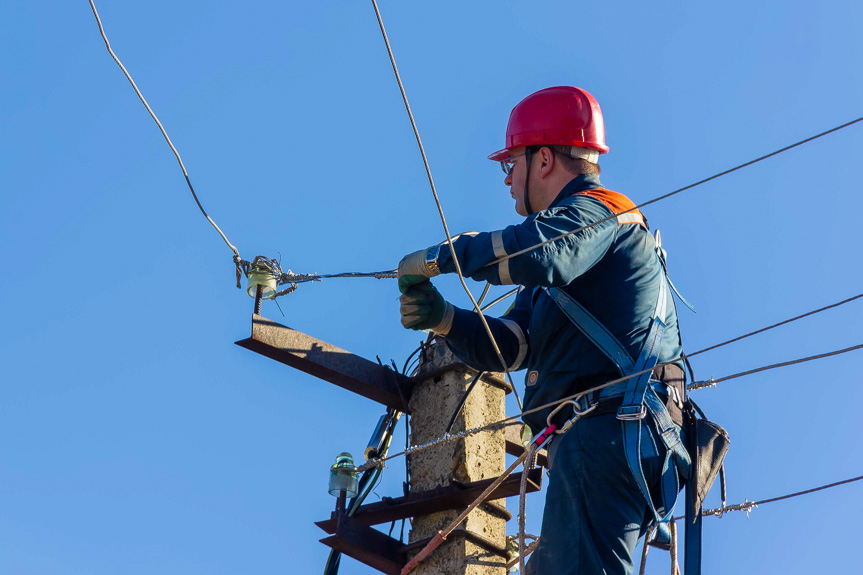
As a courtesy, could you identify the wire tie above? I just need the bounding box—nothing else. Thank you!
[233,255,245,289]
[707,499,756,518]
[687,377,717,391]
[274,284,299,298]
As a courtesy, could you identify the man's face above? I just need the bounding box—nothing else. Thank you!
[503,147,530,216]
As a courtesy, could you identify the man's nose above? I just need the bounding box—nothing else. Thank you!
[504,172,512,186]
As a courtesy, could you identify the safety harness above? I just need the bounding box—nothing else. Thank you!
[545,225,706,573]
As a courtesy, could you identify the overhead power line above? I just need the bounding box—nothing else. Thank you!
[486,116,863,269]
[87,0,241,264]
[686,292,863,359]
[688,342,863,390]
[369,0,522,409]
[90,0,862,308]
[361,336,863,471]
[673,473,863,520]
[510,473,863,569]
[748,474,863,508]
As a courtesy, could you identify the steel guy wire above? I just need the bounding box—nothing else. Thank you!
[279,270,398,284]
[357,419,521,472]
[88,0,242,266]
[484,116,863,270]
[369,0,522,410]
[361,293,863,471]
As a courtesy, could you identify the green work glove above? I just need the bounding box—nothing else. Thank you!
[398,247,441,294]
[399,280,454,333]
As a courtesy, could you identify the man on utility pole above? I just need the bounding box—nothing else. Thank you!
[397,86,690,574]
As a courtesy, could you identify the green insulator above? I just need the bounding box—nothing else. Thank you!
[328,452,359,498]
[246,264,278,299]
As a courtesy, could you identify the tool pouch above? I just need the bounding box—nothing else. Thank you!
[686,399,730,516]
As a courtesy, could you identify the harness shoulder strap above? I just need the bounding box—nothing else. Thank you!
[546,287,635,376]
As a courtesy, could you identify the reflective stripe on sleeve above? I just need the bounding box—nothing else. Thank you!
[491,230,507,258]
[492,230,514,283]
[498,258,514,284]
[616,212,645,226]
[500,319,528,370]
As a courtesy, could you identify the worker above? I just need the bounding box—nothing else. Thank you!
[397,86,690,575]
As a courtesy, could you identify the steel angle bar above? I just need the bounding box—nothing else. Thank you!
[235,315,413,412]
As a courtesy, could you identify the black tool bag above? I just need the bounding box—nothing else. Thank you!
[683,398,730,574]
[691,402,730,512]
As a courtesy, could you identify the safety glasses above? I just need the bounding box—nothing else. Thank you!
[499,151,527,176]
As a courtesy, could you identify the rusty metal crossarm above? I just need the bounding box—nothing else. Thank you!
[320,514,405,575]
[235,315,413,412]
[315,468,543,534]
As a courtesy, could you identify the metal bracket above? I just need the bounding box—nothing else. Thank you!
[320,513,405,575]
[316,468,543,534]
[235,314,413,412]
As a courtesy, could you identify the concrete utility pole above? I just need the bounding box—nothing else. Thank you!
[406,341,509,575]
[238,315,545,574]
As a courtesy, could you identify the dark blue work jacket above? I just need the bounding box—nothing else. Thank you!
[439,174,684,432]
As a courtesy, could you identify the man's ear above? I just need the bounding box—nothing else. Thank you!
[538,146,555,179]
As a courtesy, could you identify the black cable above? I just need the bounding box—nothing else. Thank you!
[709,343,863,385]
[401,412,410,542]
[402,343,424,375]
[490,116,863,267]
[753,474,863,506]
[672,473,863,521]
[323,411,400,575]
[444,371,485,436]
[687,292,863,360]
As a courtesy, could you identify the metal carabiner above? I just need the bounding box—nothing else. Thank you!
[547,398,598,435]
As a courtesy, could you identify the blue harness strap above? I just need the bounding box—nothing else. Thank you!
[548,275,693,568]
[545,288,635,377]
[617,280,690,522]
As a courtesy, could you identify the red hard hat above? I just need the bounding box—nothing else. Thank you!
[488,86,609,161]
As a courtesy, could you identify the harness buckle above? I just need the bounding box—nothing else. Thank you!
[547,398,598,435]
[617,404,647,421]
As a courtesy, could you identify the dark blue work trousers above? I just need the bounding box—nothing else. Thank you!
[525,413,675,575]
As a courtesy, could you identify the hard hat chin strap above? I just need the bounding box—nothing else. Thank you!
[523,147,534,215]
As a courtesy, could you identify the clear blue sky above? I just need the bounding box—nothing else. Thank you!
[2,1,862,573]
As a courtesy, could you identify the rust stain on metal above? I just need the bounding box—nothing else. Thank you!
[235,314,413,412]
[315,468,542,534]
[320,514,405,575]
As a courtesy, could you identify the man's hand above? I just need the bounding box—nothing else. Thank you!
[398,247,441,294]
[399,280,453,334]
